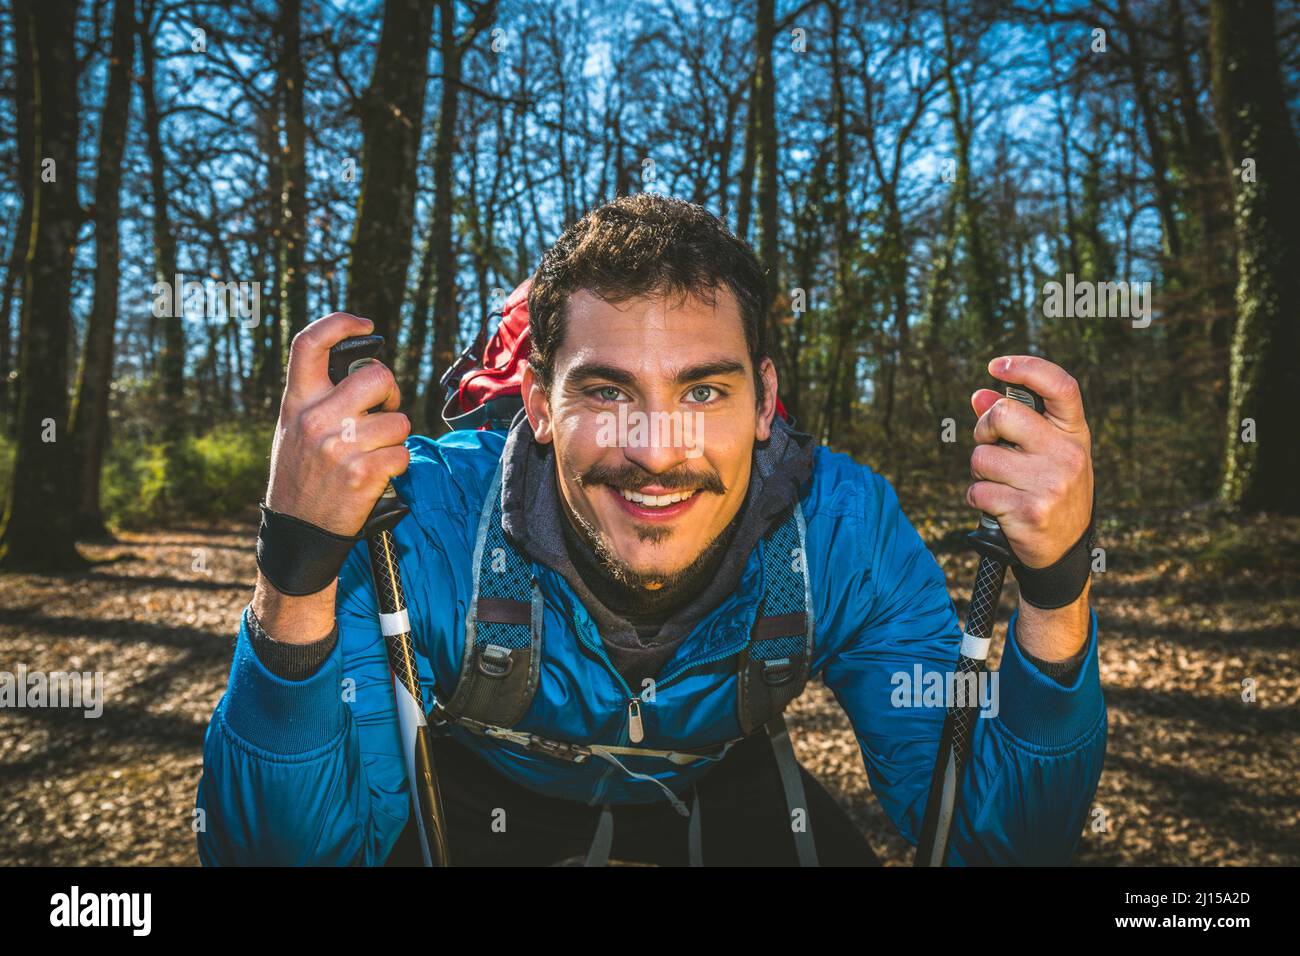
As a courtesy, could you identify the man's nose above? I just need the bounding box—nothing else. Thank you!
[620,406,692,477]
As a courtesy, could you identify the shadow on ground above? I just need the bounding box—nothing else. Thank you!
[1,509,1296,865]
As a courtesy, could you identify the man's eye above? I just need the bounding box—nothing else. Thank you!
[594,386,624,402]
[688,385,719,403]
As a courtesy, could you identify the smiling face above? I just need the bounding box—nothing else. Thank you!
[522,286,779,589]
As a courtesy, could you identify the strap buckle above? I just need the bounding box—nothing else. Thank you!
[525,734,590,764]
[761,657,796,688]
[476,644,515,678]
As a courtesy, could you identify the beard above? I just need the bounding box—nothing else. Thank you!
[560,456,741,613]
[562,496,744,616]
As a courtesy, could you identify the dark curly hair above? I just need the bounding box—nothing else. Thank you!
[527,193,770,406]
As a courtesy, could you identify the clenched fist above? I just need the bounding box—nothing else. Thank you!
[967,355,1093,571]
[265,312,412,536]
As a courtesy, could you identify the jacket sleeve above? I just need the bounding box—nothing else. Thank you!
[818,470,1107,865]
[194,534,434,866]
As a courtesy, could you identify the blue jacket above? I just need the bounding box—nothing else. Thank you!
[196,428,1106,865]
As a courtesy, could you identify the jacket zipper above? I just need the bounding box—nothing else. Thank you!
[653,640,749,693]
[573,622,636,806]
[573,614,754,803]
[626,698,644,743]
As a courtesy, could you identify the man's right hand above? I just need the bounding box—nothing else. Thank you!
[253,313,411,644]
[265,313,411,535]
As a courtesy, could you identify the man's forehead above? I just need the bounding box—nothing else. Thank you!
[565,286,740,326]
[560,287,746,350]
[555,289,750,384]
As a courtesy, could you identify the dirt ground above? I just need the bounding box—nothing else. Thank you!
[1,504,1296,866]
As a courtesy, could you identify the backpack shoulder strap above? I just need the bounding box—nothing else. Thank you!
[441,462,542,726]
[737,503,815,735]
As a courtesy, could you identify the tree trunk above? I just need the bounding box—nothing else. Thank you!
[753,0,790,417]
[422,0,498,431]
[0,0,84,571]
[940,0,1001,351]
[1169,0,1236,413]
[824,1,855,446]
[139,3,185,442]
[1117,0,1184,264]
[1209,0,1300,513]
[0,0,35,431]
[69,0,134,539]
[735,66,756,243]
[346,0,435,348]
[922,192,959,469]
[422,0,463,432]
[403,212,437,427]
[278,0,308,346]
[253,109,284,408]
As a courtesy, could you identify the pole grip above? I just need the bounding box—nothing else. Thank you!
[327,334,410,538]
[968,381,1045,565]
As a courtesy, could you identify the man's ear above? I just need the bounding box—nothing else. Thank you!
[521,362,554,444]
[755,357,779,441]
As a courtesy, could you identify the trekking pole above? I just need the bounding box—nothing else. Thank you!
[329,334,451,868]
[914,380,1044,867]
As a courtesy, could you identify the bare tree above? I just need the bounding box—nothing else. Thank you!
[346,0,437,347]
[278,0,308,343]
[0,0,83,570]
[1210,0,1300,512]
[69,0,135,538]
[422,0,497,431]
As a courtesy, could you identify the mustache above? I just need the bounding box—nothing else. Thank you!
[575,462,727,496]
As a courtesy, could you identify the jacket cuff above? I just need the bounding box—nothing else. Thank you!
[220,606,348,756]
[246,605,338,680]
[994,607,1103,750]
[1019,636,1087,686]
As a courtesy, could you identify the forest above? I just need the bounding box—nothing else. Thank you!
[0,0,1297,867]
[1,0,1297,569]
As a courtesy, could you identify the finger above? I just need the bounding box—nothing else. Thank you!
[378,374,402,413]
[318,359,399,420]
[366,443,412,483]
[973,395,1054,449]
[350,411,411,454]
[286,313,375,400]
[987,355,1086,431]
[966,479,1025,519]
[969,441,1031,491]
[970,388,1001,419]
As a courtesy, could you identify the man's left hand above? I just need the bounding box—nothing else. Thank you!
[967,355,1093,570]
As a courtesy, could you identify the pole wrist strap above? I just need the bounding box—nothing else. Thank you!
[255,503,362,597]
[1011,516,1095,610]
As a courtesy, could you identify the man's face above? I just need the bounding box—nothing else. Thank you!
[522,286,778,589]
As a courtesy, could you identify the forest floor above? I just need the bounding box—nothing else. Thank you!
[1,500,1297,866]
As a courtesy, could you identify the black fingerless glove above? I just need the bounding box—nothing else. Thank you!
[1012,515,1096,610]
[255,503,362,596]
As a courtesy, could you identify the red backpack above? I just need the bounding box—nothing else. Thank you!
[439,279,788,430]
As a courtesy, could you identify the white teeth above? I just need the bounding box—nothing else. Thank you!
[620,488,695,508]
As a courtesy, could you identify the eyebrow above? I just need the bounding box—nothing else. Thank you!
[566,359,748,389]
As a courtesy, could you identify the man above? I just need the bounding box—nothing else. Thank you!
[196,194,1105,866]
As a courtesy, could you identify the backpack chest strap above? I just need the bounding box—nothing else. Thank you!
[737,503,816,734]
[442,463,542,727]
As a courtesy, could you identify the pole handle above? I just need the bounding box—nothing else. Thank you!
[328,334,409,538]
[967,381,1045,565]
